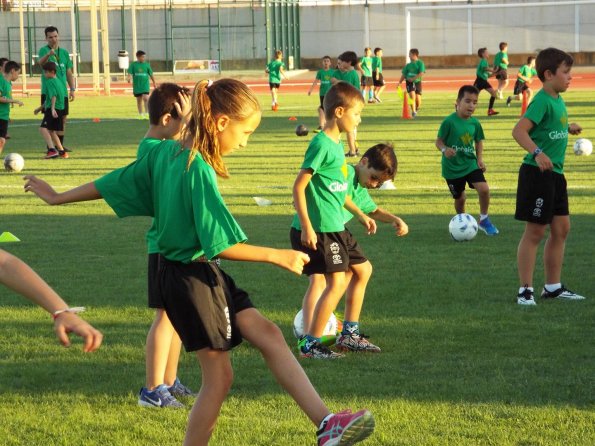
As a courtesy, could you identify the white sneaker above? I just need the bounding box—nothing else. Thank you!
[517,287,537,305]
[541,285,585,300]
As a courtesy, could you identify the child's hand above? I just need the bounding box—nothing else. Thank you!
[273,249,310,275]
[477,159,486,172]
[534,152,553,172]
[15,101,24,107]
[358,214,377,235]
[33,107,41,115]
[53,312,103,352]
[392,217,409,237]
[51,109,58,118]
[301,227,318,250]
[444,148,456,158]
[23,175,60,205]
[569,123,582,135]
[174,91,191,123]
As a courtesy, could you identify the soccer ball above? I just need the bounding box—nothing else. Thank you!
[449,213,478,242]
[3,153,25,173]
[293,309,337,339]
[295,124,309,137]
[573,138,592,156]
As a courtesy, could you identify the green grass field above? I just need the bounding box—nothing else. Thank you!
[1,88,594,445]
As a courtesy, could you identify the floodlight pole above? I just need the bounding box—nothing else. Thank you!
[18,1,27,94]
[363,0,370,48]
[100,0,111,95]
[70,0,78,87]
[90,0,101,94]
[132,0,138,57]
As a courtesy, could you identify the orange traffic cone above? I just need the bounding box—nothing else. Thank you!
[520,90,529,116]
[402,91,412,119]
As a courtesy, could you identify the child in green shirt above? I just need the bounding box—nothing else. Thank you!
[507,56,537,107]
[493,42,509,99]
[357,47,374,103]
[398,48,426,117]
[372,47,385,102]
[265,49,287,111]
[331,51,361,157]
[0,61,24,155]
[473,47,499,116]
[128,50,156,119]
[308,55,333,132]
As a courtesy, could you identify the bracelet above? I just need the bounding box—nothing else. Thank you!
[52,306,86,320]
[440,147,447,154]
[532,147,543,158]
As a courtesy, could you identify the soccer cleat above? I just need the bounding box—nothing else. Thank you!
[336,333,381,353]
[540,285,585,300]
[58,150,69,159]
[299,337,343,359]
[345,152,357,158]
[44,149,59,159]
[517,286,536,306]
[168,378,197,398]
[317,409,375,446]
[478,217,499,235]
[138,384,184,408]
[506,96,512,107]
[487,109,499,116]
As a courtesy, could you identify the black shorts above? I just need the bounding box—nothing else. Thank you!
[360,76,373,87]
[41,94,69,116]
[134,92,149,98]
[372,72,385,87]
[319,95,325,109]
[405,81,422,95]
[473,77,492,92]
[0,119,8,138]
[158,256,254,352]
[513,80,529,96]
[40,108,64,131]
[269,82,280,90]
[445,169,487,199]
[515,163,569,224]
[147,253,163,309]
[289,227,367,276]
[494,68,508,80]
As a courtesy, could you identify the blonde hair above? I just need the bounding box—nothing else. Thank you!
[182,79,260,178]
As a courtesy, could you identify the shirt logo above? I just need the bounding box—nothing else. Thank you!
[329,243,340,255]
[548,130,568,140]
[460,133,474,146]
[329,181,348,192]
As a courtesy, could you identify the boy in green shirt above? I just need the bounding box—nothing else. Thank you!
[0,61,24,155]
[128,50,156,120]
[331,51,361,157]
[265,49,287,111]
[512,48,585,305]
[357,47,374,103]
[492,42,509,99]
[398,48,426,117]
[473,47,499,116]
[308,55,333,132]
[35,62,68,159]
[372,47,385,103]
[507,56,537,107]
[435,85,499,236]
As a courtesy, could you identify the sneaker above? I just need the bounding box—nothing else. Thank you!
[374,96,382,103]
[44,149,59,159]
[314,126,323,133]
[299,337,343,359]
[58,150,69,159]
[478,217,499,235]
[168,378,196,398]
[506,96,512,107]
[345,152,357,158]
[517,286,536,306]
[488,109,499,116]
[540,285,586,300]
[497,90,504,100]
[272,104,278,112]
[336,333,381,353]
[62,147,72,152]
[412,111,417,118]
[317,409,375,446]
[138,384,184,408]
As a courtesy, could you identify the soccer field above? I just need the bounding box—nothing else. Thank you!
[1,89,594,445]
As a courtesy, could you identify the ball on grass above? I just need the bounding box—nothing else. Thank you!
[3,153,25,173]
[295,124,309,137]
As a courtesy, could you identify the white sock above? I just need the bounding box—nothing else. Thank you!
[519,286,534,294]
[480,214,488,221]
[319,413,334,430]
[545,283,561,292]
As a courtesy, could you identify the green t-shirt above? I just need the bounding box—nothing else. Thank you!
[359,56,373,77]
[316,69,333,96]
[136,137,164,254]
[372,56,382,74]
[38,45,72,90]
[267,59,285,84]
[342,164,377,224]
[437,112,485,179]
[95,139,247,263]
[402,60,425,83]
[0,76,12,121]
[517,65,537,84]
[43,77,66,110]
[331,69,360,90]
[291,132,349,233]
[476,59,490,80]
[522,89,569,174]
[129,61,153,95]
[493,51,508,69]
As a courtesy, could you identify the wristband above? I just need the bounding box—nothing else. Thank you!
[532,148,543,158]
[440,147,447,154]
[52,306,86,320]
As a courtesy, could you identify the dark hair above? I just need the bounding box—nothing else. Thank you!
[3,61,21,74]
[275,50,283,58]
[0,58,8,67]
[499,42,508,50]
[374,47,382,55]
[44,26,59,37]
[457,85,480,100]
[322,82,365,121]
[477,47,487,58]
[527,56,536,64]
[409,48,419,57]
[148,83,190,125]
[337,51,358,67]
[136,50,146,57]
[362,143,397,180]
[322,55,331,61]
[42,61,57,73]
[536,47,573,82]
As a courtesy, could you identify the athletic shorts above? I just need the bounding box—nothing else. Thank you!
[372,72,385,87]
[405,81,422,95]
[515,163,569,224]
[147,253,163,309]
[445,169,486,199]
[40,108,64,132]
[513,80,529,96]
[360,76,373,88]
[473,77,492,92]
[158,255,254,352]
[289,227,367,276]
[494,68,508,80]
[0,119,8,138]
[319,95,325,109]
[41,94,69,116]
[134,92,149,98]
[269,82,280,90]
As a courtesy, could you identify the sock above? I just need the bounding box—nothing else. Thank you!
[480,214,488,221]
[58,134,64,145]
[519,286,534,294]
[489,96,496,109]
[545,283,562,292]
[318,413,334,431]
[342,321,359,336]
[301,334,320,351]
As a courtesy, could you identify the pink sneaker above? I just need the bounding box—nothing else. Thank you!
[317,409,375,446]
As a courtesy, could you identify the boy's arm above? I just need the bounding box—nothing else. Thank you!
[216,244,309,276]
[369,208,409,236]
[67,68,75,101]
[512,118,553,171]
[292,169,317,250]
[150,74,157,89]
[436,137,455,158]
[476,139,486,171]
[0,93,24,107]
[307,78,319,96]
[344,195,377,235]
[23,175,102,205]
[51,96,57,117]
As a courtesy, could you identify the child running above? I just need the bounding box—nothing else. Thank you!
[507,56,537,107]
[473,47,499,116]
[492,42,509,99]
[265,49,288,111]
[24,78,375,446]
[308,55,333,132]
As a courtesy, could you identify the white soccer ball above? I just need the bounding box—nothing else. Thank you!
[3,153,25,173]
[292,309,337,339]
[449,213,478,242]
[573,138,592,156]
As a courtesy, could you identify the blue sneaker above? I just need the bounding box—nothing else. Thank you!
[479,217,499,235]
[168,378,197,398]
[138,384,184,408]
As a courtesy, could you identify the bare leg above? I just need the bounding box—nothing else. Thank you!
[454,192,466,214]
[136,96,143,114]
[344,262,372,322]
[145,309,178,389]
[50,131,65,151]
[317,107,325,129]
[346,130,358,156]
[543,215,570,284]
[39,127,56,149]
[474,182,490,216]
[142,94,150,114]
[517,222,547,286]
[309,272,347,338]
[302,274,327,334]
